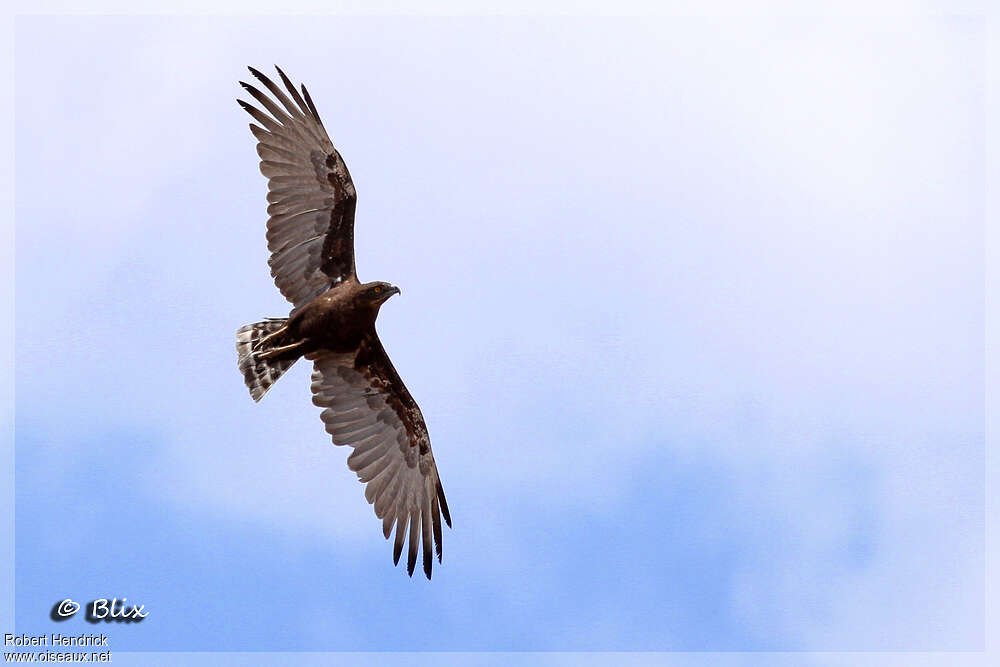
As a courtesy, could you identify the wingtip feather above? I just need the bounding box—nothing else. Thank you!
[236,98,254,113]
[406,510,420,577]
[437,480,453,528]
[392,516,405,566]
[301,84,321,122]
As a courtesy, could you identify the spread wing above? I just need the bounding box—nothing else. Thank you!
[238,66,357,309]
[309,334,452,579]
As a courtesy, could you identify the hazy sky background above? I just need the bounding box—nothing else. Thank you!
[12,11,985,658]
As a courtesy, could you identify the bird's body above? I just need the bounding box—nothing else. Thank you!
[294,282,377,353]
[234,66,450,579]
[258,280,389,361]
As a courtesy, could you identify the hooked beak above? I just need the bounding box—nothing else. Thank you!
[380,285,400,302]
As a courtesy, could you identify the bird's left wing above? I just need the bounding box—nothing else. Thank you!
[309,334,452,579]
[238,66,358,309]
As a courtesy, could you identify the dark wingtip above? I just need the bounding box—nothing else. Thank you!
[301,84,322,123]
[274,68,305,107]
[393,534,404,566]
[247,66,274,89]
[274,66,293,90]
[437,480,453,528]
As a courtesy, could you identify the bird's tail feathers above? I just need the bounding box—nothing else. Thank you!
[236,318,297,401]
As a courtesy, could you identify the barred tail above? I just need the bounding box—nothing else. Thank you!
[236,318,297,402]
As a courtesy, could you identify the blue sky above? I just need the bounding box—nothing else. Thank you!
[10,10,986,660]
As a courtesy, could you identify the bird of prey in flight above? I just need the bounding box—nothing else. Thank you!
[234,66,451,579]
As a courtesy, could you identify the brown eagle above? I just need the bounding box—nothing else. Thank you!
[234,66,451,579]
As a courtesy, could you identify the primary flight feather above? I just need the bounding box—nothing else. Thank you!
[234,66,451,579]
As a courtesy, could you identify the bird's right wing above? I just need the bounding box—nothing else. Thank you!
[238,66,358,309]
[309,334,451,579]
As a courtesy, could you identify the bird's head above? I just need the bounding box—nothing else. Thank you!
[362,281,400,307]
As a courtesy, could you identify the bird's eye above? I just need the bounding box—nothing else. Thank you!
[374,286,382,294]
